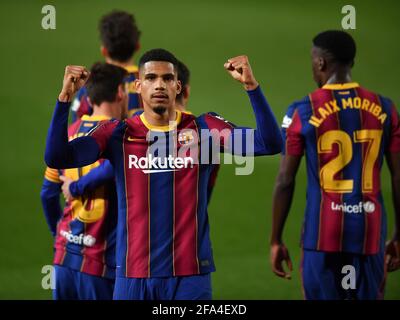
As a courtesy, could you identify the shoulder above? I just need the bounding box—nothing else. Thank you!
[87,119,122,137]
[282,96,310,129]
[197,112,235,130]
[68,119,83,136]
[356,86,397,116]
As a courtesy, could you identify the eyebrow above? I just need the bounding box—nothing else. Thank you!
[144,72,175,78]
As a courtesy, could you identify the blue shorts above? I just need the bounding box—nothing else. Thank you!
[301,249,385,300]
[53,265,114,300]
[113,273,212,300]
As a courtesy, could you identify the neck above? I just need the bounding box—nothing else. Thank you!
[324,69,352,85]
[92,103,116,119]
[105,57,134,69]
[175,102,186,112]
[143,106,177,127]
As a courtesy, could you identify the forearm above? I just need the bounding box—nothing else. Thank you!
[40,179,63,236]
[45,100,100,168]
[246,86,283,155]
[69,160,114,197]
[270,176,295,244]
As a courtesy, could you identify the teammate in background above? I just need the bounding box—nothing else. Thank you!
[40,63,128,299]
[71,10,141,121]
[270,30,400,299]
[175,59,190,112]
[44,49,283,300]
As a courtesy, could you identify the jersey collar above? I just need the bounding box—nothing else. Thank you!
[140,111,182,132]
[124,65,139,74]
[322,82,360,90]
[81,115,111,121]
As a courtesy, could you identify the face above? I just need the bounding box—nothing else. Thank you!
[135,61,181,115]
[311,46,324,88]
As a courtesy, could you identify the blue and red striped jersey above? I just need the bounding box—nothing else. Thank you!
[86,111,239,278]
[45,86,283,278]
[71,65,141,121]
[282,82,400,255]
[45,114,118,278]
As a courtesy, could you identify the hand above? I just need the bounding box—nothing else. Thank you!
[58,65,89,102]
[270,242,293,279]
[224,55,259,91]
[60,175,74,202]
[385,239,400,272]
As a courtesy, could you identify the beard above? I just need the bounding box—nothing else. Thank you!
[153,105,167,115]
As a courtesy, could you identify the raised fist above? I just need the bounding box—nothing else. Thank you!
[224,55,259,91]
[58,65,89,102]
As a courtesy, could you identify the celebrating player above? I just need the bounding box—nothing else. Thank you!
[44,49,283,300]
[71,10,141,121]
[40,63,128,299]
[270,30,400,299]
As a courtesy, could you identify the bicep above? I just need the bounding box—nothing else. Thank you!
[66,136,102,168]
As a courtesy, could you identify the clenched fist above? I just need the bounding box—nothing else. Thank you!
[58,65,89,102]
[224,55,259,91]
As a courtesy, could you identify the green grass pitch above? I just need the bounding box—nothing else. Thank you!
[0,0,399,299]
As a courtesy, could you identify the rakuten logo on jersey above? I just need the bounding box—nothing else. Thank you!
[60,230,96,247]
[128,154,194,174]
[331,201,375,214]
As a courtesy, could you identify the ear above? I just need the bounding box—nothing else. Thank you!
[318,57,326,71]
[134,79,141,94]
[100,45,108,58]
[116,84,125,101]
[176,80,182,96]
[135,42,141,52]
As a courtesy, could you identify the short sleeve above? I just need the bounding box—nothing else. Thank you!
[282,105,304,156]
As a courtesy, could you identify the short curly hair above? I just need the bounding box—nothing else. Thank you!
[86,62,127,106]
[313,30,356,66]
[99,10,141,62]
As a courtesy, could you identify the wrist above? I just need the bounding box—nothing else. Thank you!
[270,237,283,246]
[58,90,72,102]
[244,81,259,91]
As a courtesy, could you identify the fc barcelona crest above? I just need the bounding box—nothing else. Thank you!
[178,130,195,146]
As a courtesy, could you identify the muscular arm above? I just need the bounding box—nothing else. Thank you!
[270,154,302,279]
[231,86,283,156]
[45,65,102,169]
[271,155,302,244]
[216,55,283,156]
[44,100,101,169]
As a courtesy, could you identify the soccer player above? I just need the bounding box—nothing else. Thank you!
[172,59,220,202]
[71,10,141,121]
[60,59,196,217]
[40,63,128,299]
[270,30,400,300]
[44,49,283,300]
